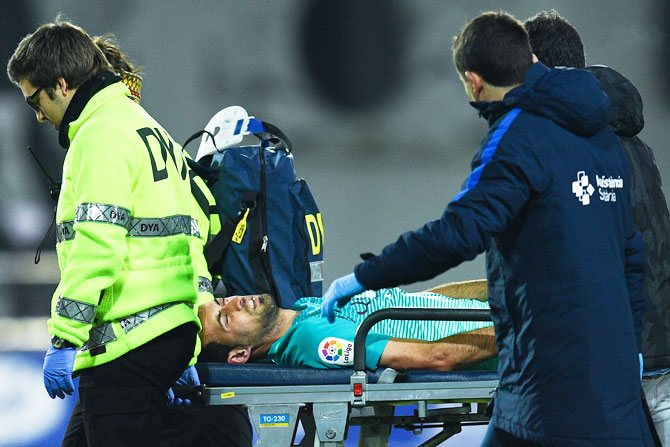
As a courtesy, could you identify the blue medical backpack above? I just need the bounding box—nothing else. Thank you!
[184,108,324,309]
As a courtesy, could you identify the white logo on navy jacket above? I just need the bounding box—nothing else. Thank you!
[572,171,624,205]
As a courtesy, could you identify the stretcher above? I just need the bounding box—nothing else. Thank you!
[192,308,497,446]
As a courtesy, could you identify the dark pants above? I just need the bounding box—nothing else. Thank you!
[482,424,546,447]
[160,404,253,447]
[65,400,253,447]
[62,323,197,447]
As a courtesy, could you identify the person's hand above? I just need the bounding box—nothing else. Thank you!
[43,346,76,399]
[320,273,364,323]
[639,353,643,381]
[166,365,200,408]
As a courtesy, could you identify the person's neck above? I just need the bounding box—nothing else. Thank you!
[57,70,122,149]
[480,82,521,102]
[252,309,299,358]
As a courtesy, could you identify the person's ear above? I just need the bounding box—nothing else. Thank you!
[228,347,252,364]
[465,71,484,100]
[56,77,69,96]
[532,53,539,64]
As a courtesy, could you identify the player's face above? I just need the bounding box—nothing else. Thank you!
[198,295,278,348]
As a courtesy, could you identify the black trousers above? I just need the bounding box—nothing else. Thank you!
[159,404,253,447]
[64,400,253,447]
[62,323,197,447]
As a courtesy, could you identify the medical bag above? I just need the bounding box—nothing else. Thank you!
[183,106,324,309]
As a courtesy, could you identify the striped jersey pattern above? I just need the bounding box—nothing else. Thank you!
[293,288,492,341]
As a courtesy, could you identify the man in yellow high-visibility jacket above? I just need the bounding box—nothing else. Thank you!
[8,19,201,446]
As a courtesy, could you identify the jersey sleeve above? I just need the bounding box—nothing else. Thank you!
[269,318,390,370]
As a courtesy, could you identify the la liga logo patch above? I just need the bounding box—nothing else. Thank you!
[322,339,342,361]
[318,337,354,366]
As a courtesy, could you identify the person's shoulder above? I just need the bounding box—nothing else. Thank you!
[290,315,358,350]
[293,314,339,336]
[271,316,357,368]
[78,96,141,138]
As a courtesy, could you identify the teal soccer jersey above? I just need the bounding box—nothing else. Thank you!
[268,288,493,370]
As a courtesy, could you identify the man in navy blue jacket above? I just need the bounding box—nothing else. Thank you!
[524,10,670,444]
[321,11,653,447]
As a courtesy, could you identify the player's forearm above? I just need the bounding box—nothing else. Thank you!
[379,326,497,372]
[430,326,497,370]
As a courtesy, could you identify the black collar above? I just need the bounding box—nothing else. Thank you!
[58,71,123,149]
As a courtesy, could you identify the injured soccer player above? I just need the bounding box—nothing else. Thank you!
[197,281,498,371]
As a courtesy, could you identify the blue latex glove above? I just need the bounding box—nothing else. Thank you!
[639,353,643,380]
[43,346,76,399]
[166,365,200,408]
[320,273,365,323]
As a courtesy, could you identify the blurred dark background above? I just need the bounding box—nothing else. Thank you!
[0,0,668,321]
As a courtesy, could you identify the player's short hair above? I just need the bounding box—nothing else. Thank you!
[453,11,533,86]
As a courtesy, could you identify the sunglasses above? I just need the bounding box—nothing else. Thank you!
[26,86,44,113]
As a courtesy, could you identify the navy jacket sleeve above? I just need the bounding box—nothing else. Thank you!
[625,224,646,353]
[355,110,550,291]
[619,144,646,352]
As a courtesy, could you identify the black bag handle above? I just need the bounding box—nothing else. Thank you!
[182,129,215,152]
[251,120,292,152]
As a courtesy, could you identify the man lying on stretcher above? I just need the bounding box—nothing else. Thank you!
[197,280,498,371]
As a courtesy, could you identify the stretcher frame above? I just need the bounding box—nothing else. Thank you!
[194,308,497,447]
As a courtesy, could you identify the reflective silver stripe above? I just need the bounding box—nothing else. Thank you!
[56,221,75,243]
[76,203,131,228]
[310,261,324,283]
[190,218,201,238]
[127,215,197,238]
[56,296,97,324]
[198,277,213,294]
[59,204,198,243]
[118,302,179,333]
[79,301,190,352]
[80,322,116,352]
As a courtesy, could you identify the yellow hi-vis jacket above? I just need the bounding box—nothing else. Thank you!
[185,154,222,307]
[49,81,200,372]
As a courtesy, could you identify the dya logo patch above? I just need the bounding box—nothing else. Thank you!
[572,171,595,205]
[318,337,354,366]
